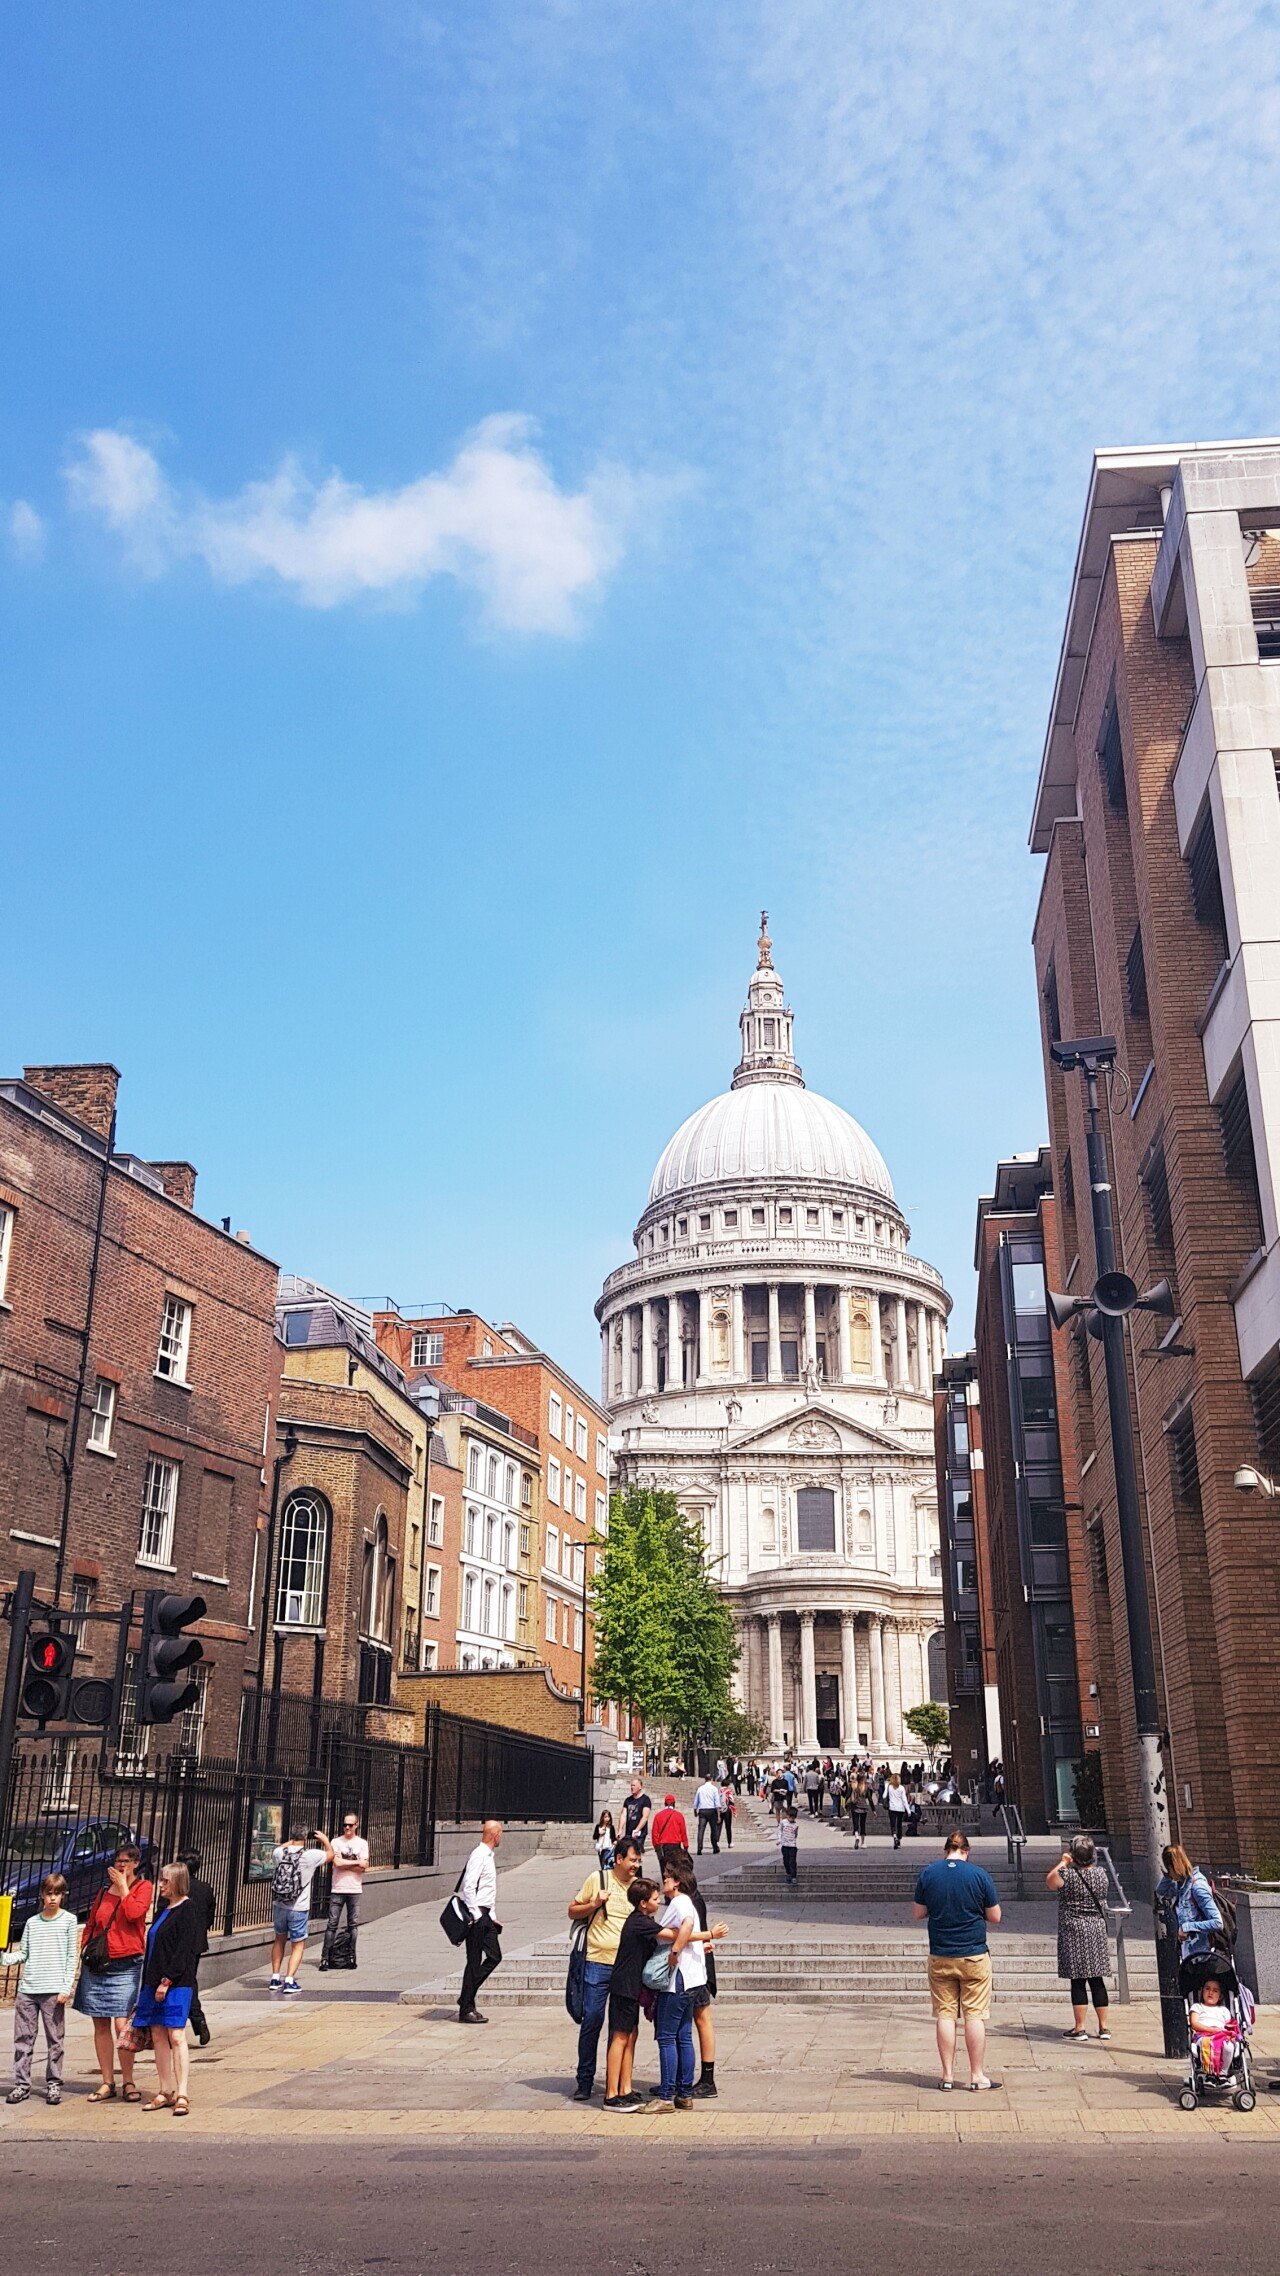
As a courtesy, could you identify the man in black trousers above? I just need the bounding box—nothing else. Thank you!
[457,1820,504,2024]
[177,1846,217,2046]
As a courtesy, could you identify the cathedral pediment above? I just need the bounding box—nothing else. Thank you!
[727,1400,909,1460]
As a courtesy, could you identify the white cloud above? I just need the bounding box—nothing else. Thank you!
[7,500,45,558]
[63,415,634,632]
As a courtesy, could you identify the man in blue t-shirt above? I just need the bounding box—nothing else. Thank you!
[913,1829,1002,2091]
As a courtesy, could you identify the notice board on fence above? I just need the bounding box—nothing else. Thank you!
[247,1801,284,1880]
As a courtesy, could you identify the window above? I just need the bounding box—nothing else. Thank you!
[502,1584,515,1640]
[282,1310,312,1345]
[751,1340,768,1381]
[779,1206,792,1225]
[780,1338,799,1381]
[421,1640,438,1671]
[487,1453,499,1497]
[427,1495,443,1547]
[138,1455,180,1567]
[506,1461,518,1507]
[724,1209,738,1228]
[463,1573,477,1629]
[461,1649,476,1671]
[155,1294,193,1382]
[546,1523,559,1569]
[573,1544,585,1586]
[115,1653,147,1774]
[276,1491,329,1625]
[563,1466,573,1510]
[545,1596,557,1642]
[408,1521,420,1570]
[562,1533,573,1576]
[1220,1067,1264,1243]
[699,1213,710,1232]
[806,1207,820,1226]
[504,1522,516,1568]
[677,1216,687,1236]
[1125,925,1148,1020]
[87,1376,117,1453]
[484,1512,498,1560]
[518,1582,529,1622]
[176,1663,209,1758]
[1188,809,1227,952]
[796,1486,836,1553]
[0,1202,12,1301]
[465,1506,478,1554]
[1251,1349,1280,1468]
[564,1405,574,1446]
[69,1578,93,1652]
[1042,961,1061,1045]
[575,1417,588,1460]
[751,1207,765,1227]
[483,1338,493,1356]
[521,1472,532,1509]
[519,1521,531,1559]
[467,1444,480,1489]
[1167,1403,1202,1511]
[832,1209,844,1227]
[548,1456,561,1501]
[595,1492,607,1529]
[573,1608,584,1653]
[482,1577,496,1634]
[549,1394,562,1440]
[595,1433,608,1476]
[410,1329,443,1369]
[1097,695,1126,810]
[424,1565,441,1618]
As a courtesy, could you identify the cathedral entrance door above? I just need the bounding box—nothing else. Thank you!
[816,1673,840,1752]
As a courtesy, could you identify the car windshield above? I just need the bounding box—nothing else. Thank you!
[7,1824,74,1861]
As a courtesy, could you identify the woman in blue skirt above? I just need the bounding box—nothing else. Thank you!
[133,1862,204,2115]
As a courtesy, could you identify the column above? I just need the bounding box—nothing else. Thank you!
[933,1312,946,1374]
[667,1291,682,1390]
[640,1299,658,1393]
[697,1288,712,1382]
[840,1611,859,1752]
[767,1283,782,1381]
[731,1285,745,1379]
[884,1617,903,1752]
[868,1612,887,1752]
[623,1308,637,1398]
[870,1290,886,1383]
[803,1282,818,1375]
[799,1611,818,1751]
[917,1301,932,1389]
[766,1612,785,1746]
[895,1296,910,1389]
[836,1284,852,1382]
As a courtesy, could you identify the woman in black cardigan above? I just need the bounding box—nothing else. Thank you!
[133,1863,204,2115]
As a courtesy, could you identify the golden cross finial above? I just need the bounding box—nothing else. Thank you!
[757,909,773,967]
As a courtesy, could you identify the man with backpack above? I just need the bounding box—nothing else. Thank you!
[269,1825,335,1994]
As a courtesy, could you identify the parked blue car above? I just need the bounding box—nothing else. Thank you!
[1,1816,155,1940]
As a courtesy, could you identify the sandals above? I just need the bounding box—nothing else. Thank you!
[121,2083,143,2103]
[172,2096,189,2118]
[970,2078,1003,2091]
[143,2093,175,2111]
[87,2082,117,2102]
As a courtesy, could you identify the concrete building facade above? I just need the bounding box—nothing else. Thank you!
[933,1353,1000,1783]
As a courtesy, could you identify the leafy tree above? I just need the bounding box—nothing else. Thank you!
[904,1700,950,1763]
[589,1486,740,1746]
[1072,1751,1106,1830]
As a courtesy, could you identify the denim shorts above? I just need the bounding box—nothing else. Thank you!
[273,1901,310,1942]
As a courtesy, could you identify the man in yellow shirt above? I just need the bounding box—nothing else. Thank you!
[567,1837,642,2101]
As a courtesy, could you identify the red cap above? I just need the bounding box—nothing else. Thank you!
[664,1794,676,1806]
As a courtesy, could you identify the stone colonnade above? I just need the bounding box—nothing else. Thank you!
[749,1608,934,1755]
[605,1283,943,1401]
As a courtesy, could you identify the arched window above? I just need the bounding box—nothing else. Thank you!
[361,1512,395,1643]
[484,1512,498,1561]
[506,1461,518,1508]
[504,1522,516,1570]
[502,1583,515,1640]
[275,1492,330,1626]
[465,1506,478,1554]
[463,1572,477,1630]
[487,1453,499,1498]
[482,1576,496,1634]
[467,1445,480,1489]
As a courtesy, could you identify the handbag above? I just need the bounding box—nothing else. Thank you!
[122,2019,152,2054]
[439,1868,470,1948]
[565,1870,606,2024]
[82,1895,123,1975]
[642,1949,675,1994]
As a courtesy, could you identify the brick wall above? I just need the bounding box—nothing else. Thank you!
[395,1663,583,1746]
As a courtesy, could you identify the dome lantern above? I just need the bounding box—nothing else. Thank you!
[732,910,803,1091]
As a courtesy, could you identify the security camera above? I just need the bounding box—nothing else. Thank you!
[1234,1466,1276,1497]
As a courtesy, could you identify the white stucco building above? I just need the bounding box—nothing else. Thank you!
[596,922,950,1754]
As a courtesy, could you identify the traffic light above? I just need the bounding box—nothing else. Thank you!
[135,1592,206,1725]
[21,1628,74,1722]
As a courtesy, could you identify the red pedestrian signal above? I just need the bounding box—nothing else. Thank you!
[20,1628,75,1722]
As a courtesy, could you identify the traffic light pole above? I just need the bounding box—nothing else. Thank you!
[1076,1058,1171,1893]
[0,1572,36,1839]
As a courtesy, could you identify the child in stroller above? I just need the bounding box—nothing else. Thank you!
[1178,1955,1256,2111]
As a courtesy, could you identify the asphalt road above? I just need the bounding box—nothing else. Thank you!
[5,2139,1280,2274]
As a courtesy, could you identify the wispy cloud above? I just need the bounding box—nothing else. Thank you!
[7,500,45,559]
[63,415,635,631]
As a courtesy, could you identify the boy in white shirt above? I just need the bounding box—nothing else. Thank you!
[6,1873,78,2105]
[320,1812,371,1971]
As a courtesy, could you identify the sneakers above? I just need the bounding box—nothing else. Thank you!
[46,2085,60,2106]
[571,2085,594,2102]
[602,2094,642,2112]
[674,2096,694,2111]
[6,2086,29,2104]
[1096,2028,1112,2042]
[269,1974,282,1991]
[281,1979,302,1996]
[691,2077,718,2098]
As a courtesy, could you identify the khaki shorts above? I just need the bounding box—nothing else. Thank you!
[928,1953,992,2019]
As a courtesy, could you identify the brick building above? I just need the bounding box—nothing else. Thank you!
[1029,438,1280,1870]
[933,1352,1000,1784]
[0,1063,279,1756]
[375,1306,610,1708]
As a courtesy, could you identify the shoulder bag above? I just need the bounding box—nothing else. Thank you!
[565,1871,606,2024]
[642,1947,678,1995]
[82,1894,123,1976]
[439,1867,471,1948]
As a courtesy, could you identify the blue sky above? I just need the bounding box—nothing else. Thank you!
[6,4,1280,1385]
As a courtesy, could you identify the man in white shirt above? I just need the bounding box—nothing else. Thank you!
[458,1819,503,2024]
[320,1812,370,1971]
[693,1776,723,1856]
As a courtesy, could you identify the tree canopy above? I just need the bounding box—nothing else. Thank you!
[589,1486,740,1743]
[903,1700,951,1761]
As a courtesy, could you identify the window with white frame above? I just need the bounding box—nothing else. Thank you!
[176,1662,209,1758]
[504,1522,516,1569]
[517,1581,528,1622]
[424,1565,441,1617]
[482,1576,496,1633]
[596,1433,608,1477]
[463,1572,477,1629]
[155,1294,193,1382]
[0,1202,12,1301]
[467,1444,481,1489]
[519,1521,531,1560]
[594,1492,607,1530]
[502,1584,515,1640]
[487,1453,499,1497]
[548,1393,562,1440]
[87,1376,117,1453]
[564,1405,574,1449]
[562,1467,573,1511]
[573,1608,584,1653]
[484,1512,498,1560]
[115,1651,148,1774]
[427,1495,444,1548]
[548,1456,561,1501]
[574,1477,587,1522]
[545,1596,557,1642]
[573,1543,585,1586]
[562,1534,573,1577]
[506,1461,518,1507]
[408,1521,420,1569]
[138,1455,180,1567]
[69,1577,93,1651]
[411,1329,443,1368]
[521,1472,532,1509]
[275,1491,329,1625]
[465,1506,478,1554]
[421,1640,438,1671]
[546,1523,559,1569]
[575,1417,588,1460]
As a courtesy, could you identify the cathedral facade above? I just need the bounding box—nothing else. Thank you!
[596,922,949,1755]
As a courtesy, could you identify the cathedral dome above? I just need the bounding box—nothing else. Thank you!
[649,1083,894,1206]
[647,915,895,1208]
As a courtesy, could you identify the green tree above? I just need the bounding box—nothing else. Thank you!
[903,1700,950,1763]
[589,1487,740,1745]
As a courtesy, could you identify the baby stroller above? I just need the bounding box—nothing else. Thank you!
[1177,1953,1256,2112]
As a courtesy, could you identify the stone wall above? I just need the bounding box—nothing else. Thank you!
[397,1663,583,1745]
